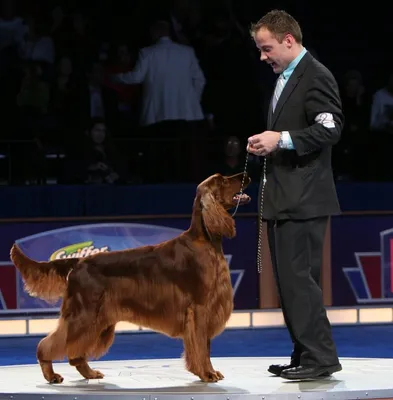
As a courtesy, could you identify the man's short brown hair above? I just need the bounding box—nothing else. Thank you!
[250,9,303,44]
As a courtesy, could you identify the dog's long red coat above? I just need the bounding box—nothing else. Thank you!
[10,172,250,384]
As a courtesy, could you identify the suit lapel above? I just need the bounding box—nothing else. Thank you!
[270,52,312,128]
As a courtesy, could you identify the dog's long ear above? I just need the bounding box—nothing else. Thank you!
[200,191,235,239]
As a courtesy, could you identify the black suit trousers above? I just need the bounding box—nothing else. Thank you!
[267,217,339,366]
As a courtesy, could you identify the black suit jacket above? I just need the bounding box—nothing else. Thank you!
[262,51,343,220]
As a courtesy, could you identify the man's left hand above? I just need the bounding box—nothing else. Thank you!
[247,131,281,156]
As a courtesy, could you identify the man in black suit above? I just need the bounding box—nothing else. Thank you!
[247,10,343,380]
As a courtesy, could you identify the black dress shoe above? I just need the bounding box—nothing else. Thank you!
[281,363,342,380]
[268,363,298,376]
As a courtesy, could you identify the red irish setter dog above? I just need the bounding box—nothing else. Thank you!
[10,172,251,384]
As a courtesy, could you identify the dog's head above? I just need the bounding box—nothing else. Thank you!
[196,172,251,239]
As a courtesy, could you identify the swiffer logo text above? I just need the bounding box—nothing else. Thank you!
[49,241,110,260]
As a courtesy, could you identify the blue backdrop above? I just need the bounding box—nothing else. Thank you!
[331,215,393,306]
[0,217,259,313]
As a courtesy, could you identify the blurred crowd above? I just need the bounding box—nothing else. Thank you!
[0,0,391,185]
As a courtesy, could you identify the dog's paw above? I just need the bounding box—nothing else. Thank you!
[89,370,105,380]
[49,373,64,384]
[215,370,224,380]
[200,370,224,383]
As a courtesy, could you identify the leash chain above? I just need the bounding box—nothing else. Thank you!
[231,152,249,217]
[256,157,267,274]
[231,152,267,275]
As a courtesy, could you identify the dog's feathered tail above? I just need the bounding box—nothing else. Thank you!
[10,244,80,302]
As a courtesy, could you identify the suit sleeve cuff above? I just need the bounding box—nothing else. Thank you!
[279,131,295,149]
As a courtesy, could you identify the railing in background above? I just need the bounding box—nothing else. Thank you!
[0,135,228,185]
[0,139,66,185]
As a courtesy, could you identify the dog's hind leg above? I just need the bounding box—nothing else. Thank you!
[182,306,223,382]
[66,322,116,380]
[68,356,104,380]
[91,324,116,359]
[36,318,68,383]
[66,324,106,380]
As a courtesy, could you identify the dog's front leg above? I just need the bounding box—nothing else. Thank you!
[182,306,224,382]
[207,338,224,380]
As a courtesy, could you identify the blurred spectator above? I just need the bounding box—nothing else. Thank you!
[17,61,49,123]
[46,55,80,148]
[196,14,260,140]
[49,56,78,124]
[0,0,27,56]
[369,72,393,180]
[103,43,141,133]
[67,12,97,72]
[113,19,206,183]
[75,60,118,132]
[83,118,125,184]
[370,72,393,133]
[334,70,369,180]
[209,135,260,181]
[49,5,69,58]
[114,20,205,128]
[18,15,55,66]
[60,118,126,184]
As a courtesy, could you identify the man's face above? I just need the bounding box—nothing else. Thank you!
[254,27,293,74]
[91,123,106,144]
[225,136,241,156]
